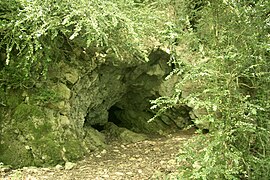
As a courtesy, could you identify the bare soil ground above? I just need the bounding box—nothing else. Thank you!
[0,129,195,180]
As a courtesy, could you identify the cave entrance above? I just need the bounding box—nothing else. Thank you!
[90,105,128,132]
[91,124,105,132]
[87,49,193,135]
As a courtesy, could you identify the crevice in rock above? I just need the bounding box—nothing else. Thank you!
[91,124,105,132]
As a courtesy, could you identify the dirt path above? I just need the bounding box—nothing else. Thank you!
[1,129,195,180]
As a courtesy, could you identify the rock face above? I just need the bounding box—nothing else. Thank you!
[0,49,191,168]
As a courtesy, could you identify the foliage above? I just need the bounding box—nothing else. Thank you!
[152,0,270,179]
[0,0,172,88]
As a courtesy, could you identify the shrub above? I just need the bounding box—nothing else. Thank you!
[0,0,172,87]
[152,0,270,179]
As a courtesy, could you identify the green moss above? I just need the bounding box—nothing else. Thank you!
[12,104,44,122]
[0,134,34,168]
[33,87,63,103]
[12,103,52,141]
[6,95,23,108]
[84,127,106,148]
[0,128,64,168]
[0,113,87,168]
[0,88,24,109]
[31,136,63,167]
[1,98,87,168]
[120,110,167,133]
[0,104,64,168]
[63,138,86,161]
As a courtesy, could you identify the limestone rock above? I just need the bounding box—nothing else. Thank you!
[190,108,208,119]
[189,108,210,130]
[181,81,195,98]
[65,162,76,170]
[53,83,71,100]
[64,69,79,84]
[103,122,148,143]
[147,64,164,76]
[48,101,71,115]
[119,129,148,144]
[85,110,108,126]
[57,61,80,84]
[84,127,107,149]
[174,116,189,129]
[158,74,179,97]
[59,115,71,127]
[0,49,192,168]
[55,164,64,170]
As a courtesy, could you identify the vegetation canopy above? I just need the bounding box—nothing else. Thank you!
[0,0,171,87]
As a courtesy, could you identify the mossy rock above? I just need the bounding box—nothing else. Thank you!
[119,129,148,144]
[0,126,87,168]
[62,137,86,161]
[116,110,167,133]
[30,135,64,166]
[0,132,63,168]
[103,122,148,143]
[0,104,59,167]
[0,104,88,168]
[12,103,44,122]
[0,139,34,167]
[83,127,107,150]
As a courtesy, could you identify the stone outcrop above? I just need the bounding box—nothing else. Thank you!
[0,48,192,168]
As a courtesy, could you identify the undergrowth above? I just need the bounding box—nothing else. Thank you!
[152,0,270,179]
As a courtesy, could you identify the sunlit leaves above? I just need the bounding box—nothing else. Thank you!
[0,0,173,87]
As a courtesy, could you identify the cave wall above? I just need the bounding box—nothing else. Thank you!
[0,49,191,168]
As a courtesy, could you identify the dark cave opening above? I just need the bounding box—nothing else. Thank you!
[90,105,125,132]
[91,124,105,132]
[108,105,124,127]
